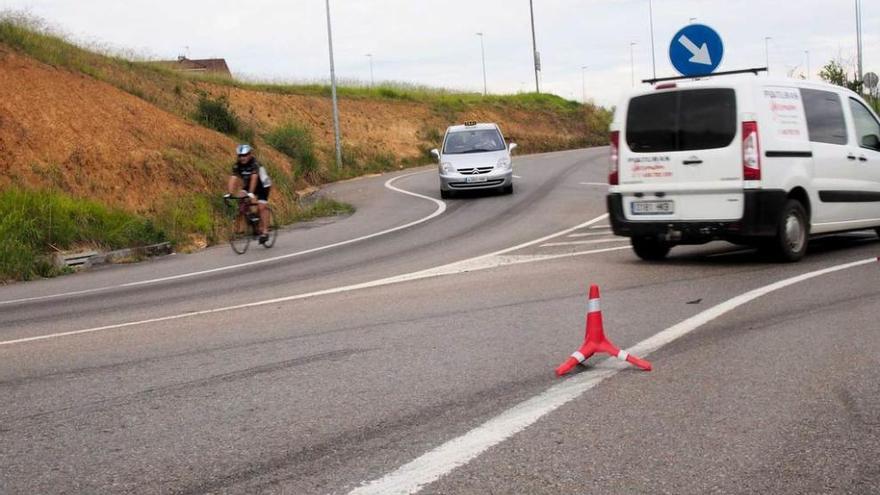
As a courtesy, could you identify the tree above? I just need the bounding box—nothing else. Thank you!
[818,59,863,94]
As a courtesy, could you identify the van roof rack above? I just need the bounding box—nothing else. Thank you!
[643,67,768,85]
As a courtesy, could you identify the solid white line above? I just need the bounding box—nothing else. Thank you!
[0,172,446,306]
[588,225,611,230]
[512,175,522,179]
[566,232,611,238]
[347,256,879,495]
[579,182,608,186]
[539,238,627,248]
[0,215,612,347]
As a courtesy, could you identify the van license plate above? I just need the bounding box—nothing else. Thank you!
[631,200,674,215]
[465,176,488,183]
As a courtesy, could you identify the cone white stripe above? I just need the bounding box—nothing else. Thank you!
[617,350,629,361]
[571,351,586,363]
[587,298,601,313]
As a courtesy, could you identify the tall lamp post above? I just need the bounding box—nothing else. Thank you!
[630,41,638,87]
[581,65,588,104]
[324,0,342,169]
[365,53,374,88]
[476,32,487,96]
[805,50,810,80]
[648,0,656,79]
[529,0,540,93]
[856,0,863,84]
[764,36,771,72]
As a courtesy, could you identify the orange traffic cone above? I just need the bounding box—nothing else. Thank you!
[555,284,652,376]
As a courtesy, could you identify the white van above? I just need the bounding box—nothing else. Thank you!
[608,76,880,261]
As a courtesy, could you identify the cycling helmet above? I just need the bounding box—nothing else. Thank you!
[236,144,253,156]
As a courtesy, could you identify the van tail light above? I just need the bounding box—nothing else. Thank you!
[742,121,761,181]
[609,131,620,185]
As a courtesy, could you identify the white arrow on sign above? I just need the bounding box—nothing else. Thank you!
[678,34,712,65]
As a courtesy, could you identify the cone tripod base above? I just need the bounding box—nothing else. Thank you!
[555,284,652,376]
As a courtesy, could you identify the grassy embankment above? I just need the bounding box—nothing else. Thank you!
[0,13,610,280]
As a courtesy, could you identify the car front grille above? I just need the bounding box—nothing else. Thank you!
[455,166,494,175]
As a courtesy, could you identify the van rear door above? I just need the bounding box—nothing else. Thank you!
[620,87,742,221]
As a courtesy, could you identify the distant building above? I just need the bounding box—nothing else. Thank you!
[162,56,232,77]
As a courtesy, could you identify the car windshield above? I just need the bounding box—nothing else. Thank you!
[443,129,506,154]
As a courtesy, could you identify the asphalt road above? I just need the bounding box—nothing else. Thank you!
[1,148,878,495]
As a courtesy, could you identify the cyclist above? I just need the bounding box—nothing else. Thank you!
[227,144,272,243]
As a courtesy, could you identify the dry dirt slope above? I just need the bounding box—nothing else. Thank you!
[0,46,297,214]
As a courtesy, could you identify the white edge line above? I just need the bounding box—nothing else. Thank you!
[347,256,879,495]
[539,239,628,248]
[0,172,445,306]
[0,215,611,348]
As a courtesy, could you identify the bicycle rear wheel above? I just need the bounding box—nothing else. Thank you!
[261,206,279,248]
[229,213,251,254]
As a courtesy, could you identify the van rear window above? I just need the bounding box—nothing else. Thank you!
[626,88,737,152]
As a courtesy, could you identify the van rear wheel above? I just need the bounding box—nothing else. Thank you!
[767,199,809,262]
[631,237,671,261]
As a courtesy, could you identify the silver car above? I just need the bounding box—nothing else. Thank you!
[431,122,517,198]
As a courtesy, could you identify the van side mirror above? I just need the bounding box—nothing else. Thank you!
[430,148,440,160]
[862,134,880,151]
[508,142,518,153]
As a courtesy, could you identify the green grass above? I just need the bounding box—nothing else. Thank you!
[0,188,165,280]
[291,198,354,222]
[264,123,321,180]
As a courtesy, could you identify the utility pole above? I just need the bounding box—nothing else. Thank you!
[366,53,374,88]
[324,0,342,169]
[529,0,540,93]
[764,36,771,73]
[476,33,487,96]
[805,50,810,80]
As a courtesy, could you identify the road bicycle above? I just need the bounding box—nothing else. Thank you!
[223,194,278,254]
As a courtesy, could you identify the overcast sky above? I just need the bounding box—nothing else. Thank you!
[3,0,877,107]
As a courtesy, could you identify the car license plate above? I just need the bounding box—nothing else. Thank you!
[631,200,674,215]
[465,176,488,183]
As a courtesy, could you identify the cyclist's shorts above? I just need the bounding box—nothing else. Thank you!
[256,186,270,204]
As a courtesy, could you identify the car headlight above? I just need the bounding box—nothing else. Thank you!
[440,162,457,174]
[496,157,512,170]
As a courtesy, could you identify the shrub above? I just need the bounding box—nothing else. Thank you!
[265,123,320,179]
[194,94,240,135]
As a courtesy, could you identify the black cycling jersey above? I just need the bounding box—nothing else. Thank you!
[232,157,272,200]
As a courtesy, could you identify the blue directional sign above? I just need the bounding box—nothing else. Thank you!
[669,24,723,77]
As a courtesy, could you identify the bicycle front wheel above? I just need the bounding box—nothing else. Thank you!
[229,213,251,254]
[261,206,279,248]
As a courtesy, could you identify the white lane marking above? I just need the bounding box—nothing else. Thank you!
[539,238,628,248]
[348,256,879,495]
[579,182,608,186]
[588,225,611,230]
[512,175,522,179]
[566,232,611,238]
[0,172,445,306]
[0,215,612,347]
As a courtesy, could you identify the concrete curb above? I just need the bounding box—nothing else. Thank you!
[54,242,173,269]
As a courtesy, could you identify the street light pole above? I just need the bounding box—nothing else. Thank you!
[581,65,588,104]
[648,0,656,79]
[529,0,540,93]
[805,50,810,80]
[856,0,863,84]
[764,36,771,73]
[630,42,638,87]
[324,0,342,169]
[366,53,374,88]
[476,32,487,96]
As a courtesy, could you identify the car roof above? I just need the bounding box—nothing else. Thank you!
[629,75,859,99]
[446,123,499,132]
